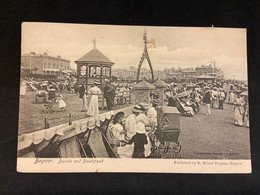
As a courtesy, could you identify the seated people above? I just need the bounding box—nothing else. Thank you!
[106,112,127,157]
[179,98,194,116]
[117,105,143,158]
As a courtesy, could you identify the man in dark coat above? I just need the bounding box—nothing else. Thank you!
[79,85,85,98]
[104,80,115,110]
[79,85,87,112]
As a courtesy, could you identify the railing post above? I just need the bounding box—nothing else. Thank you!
[102,95,104,110]
[44,117,49,129]
[69,113,72,125]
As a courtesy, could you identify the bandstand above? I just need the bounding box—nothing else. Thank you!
[75,41,114,90]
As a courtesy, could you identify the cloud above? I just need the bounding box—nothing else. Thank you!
[21,23,248,80]
[214,55,247,80]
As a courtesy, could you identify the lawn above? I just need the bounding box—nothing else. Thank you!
[179,103,251,159]
[18,91,132,134]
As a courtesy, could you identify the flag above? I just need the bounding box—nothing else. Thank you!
[147,38,156,48]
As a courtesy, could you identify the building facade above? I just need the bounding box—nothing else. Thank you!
[111,63,224,83]
[21,52,70,76]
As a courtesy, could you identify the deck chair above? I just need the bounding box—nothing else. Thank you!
[42,104,55,113]
[77,115,117,158]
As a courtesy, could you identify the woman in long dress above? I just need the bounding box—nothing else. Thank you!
[241,93,249,127]
[20,82,27,96]
[87,81,102,116]
[212,88,219,108]
[233,92,245,126]
[229,90,235,104]
[136,105,152,158]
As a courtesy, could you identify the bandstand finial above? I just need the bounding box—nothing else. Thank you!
[143,30,147,43]
[93,37,96,49]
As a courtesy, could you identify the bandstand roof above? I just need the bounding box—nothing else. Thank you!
[75,48,114,65]
[133,80,155,90]
[153,78,166,87]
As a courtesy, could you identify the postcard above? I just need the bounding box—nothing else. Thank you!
[17,22,250,173]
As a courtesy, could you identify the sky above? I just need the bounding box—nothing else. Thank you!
[21,22,248,80]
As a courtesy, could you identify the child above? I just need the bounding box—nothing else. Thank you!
[56,94,66,111]
[127,122,148,158]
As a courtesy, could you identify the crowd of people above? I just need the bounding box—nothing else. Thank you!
[106,100,160,158]
[20,77,134,115]
[164,81,249,128]
[21,76,249,129]
[78,80,134,116]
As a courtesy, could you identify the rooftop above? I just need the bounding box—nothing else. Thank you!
[153,78,166,87]
[133,80,155,90]
[75,48,114,65]
[196,75,216,79]
[22,52,70,62]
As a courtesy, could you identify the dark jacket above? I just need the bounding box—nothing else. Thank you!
[79,85,85,98]
[203,91,211,104]
[128,133,148,152]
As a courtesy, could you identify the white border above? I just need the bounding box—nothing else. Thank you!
[17,158,251,173]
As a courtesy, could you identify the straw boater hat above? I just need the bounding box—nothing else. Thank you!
[139,103,150,111]
[94,80,100,85]
[104,79,109,83]
[132,105,143,113]
[136,122,146,134]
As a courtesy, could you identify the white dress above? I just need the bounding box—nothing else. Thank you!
[118,113,137,158]
[229,92,235,104]
[147,107,157,126]
[20,85,27,96]
[56,96,66,109]
[234,97,245,126]
[212,90,219,108]
[125,113,137,139]
[136,113,152,157]
[87,86,102,116]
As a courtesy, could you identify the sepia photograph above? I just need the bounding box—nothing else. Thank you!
[17,23,250,173]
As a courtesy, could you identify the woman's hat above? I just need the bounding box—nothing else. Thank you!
[139,103,150,111]
[240,91,248,96]
[94,80,100,85]
[132,105,143,113]
[114,111,124,118]
[152,99,160,105]
[113,111,125,123]
[136,122,146,134]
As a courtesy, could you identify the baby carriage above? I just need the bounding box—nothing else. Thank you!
[153,106,182,158]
